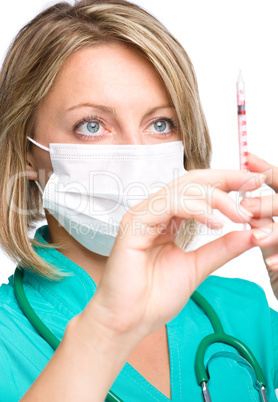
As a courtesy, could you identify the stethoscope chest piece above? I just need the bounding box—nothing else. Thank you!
[191,291,268,402]
[203,351,268,402]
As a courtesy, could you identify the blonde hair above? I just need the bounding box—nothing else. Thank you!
[0,0,211,280]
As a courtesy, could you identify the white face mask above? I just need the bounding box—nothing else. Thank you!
[27,137,187,256]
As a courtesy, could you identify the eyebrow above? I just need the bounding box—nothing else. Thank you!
[65,103,174,117]
[66,103,115,114]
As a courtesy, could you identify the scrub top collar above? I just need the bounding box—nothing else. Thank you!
[24,224,98,316]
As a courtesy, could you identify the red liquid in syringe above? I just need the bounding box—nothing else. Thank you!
[237,70,249,171]
[237,70,250,230]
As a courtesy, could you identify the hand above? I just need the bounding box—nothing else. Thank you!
[82,169,265,344]
[240,153,278,299]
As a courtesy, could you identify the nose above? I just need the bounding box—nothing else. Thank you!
[113,123,145,145]
[115,136,144,145]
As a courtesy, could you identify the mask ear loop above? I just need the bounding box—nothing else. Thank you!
[27,136,50,152]
[35,180,44,196]
[27,136,49,195]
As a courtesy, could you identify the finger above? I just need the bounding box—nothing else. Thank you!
[186,230,255,286]
[121,186,257,251]
[127,190,251,242]
[119,202,221,253]
[249,219,278,266]
[210,187,253,223]
[143,217,184,247]
[248,153,278,192]
[179,169,265,193]
[251,221,278,247]
[248,216,273,230]
[247,217,278,272]
[240,194,278,218]
[264,254,278,271]
[172,186,253,225]
[132,172,262,224]
[125,198,223,235]
[120,172,265,251]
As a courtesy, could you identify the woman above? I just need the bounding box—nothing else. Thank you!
[0,0,277,401]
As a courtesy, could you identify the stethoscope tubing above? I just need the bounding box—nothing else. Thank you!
[14,267,267,401]
[191,291,267,387]
[14,267,123,401]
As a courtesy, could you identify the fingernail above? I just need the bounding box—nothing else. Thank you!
[247,173,266,182]
[265,256,278,267]
[240,206,254,218]
[240,197,250,206]
[248,153,258,158]
[207,216,225,229]
[211,221,224,229]
[241,198,260,210]
[256,174,267,182]
[252,228,272,241]
[248,153,265,161]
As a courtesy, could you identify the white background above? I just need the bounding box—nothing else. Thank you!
[1,0,278,309]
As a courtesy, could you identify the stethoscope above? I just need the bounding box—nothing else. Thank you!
[14,267,268,402]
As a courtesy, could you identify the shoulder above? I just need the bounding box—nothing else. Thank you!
[0,269,57,359]
[0,273,32,339]
[0,274,52,401]
[198,275,267,303]
[0,274,19,312]
[194,275,270,325]
[169,275,271,327]
[0,271,53,342]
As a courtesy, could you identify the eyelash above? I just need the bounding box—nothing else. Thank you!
[73,115,106,140]
[72,115,178,140]
[147,117,178,136]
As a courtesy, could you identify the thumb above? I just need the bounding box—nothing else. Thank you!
[188,230,256,287]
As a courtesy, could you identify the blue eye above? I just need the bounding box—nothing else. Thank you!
[148,118,175,135]
[87,121,100,133]
[73,116,177,140]
[74,117,106,138]
[154,120,167,132]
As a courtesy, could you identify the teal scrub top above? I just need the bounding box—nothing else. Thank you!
[0,225,278,401]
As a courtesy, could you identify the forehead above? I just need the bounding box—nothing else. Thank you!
[41,42,169,109]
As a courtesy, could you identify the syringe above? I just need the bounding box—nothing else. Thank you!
[237,70,250,229]
[237,70,249,172]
